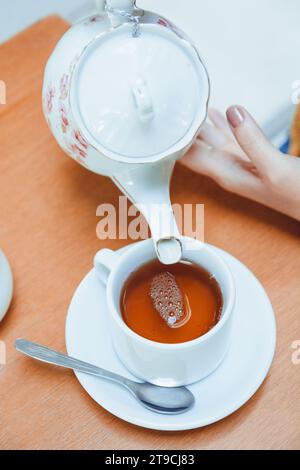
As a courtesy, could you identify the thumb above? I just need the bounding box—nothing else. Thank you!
[226,105,282,176]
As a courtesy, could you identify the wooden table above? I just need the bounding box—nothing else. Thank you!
[0,16,299,450]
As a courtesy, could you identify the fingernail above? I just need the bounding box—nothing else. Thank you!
[226,106,246,128]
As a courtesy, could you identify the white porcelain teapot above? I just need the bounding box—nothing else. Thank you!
[42,0,210,264]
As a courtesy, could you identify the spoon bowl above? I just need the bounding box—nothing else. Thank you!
[15,339,195,415]
[132,382,195,414]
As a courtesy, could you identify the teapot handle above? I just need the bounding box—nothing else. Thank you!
[97,0,135,12]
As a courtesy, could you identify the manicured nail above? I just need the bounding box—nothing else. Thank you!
[226,106,246,128]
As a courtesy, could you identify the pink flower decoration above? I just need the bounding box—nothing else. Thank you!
[71,144,87,159]
[65,130,89,159]
[60,104,69,133]
[60,74,69,100]
[158,18,169,28]
[74,130,89,150]
[86,15,102,24]
[44,85,55,114]
[63,128,89,161]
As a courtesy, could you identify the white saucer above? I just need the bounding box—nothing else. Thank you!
[0,250,13,322]
[65,245,276,431]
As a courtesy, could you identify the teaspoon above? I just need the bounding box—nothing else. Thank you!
[15,339,195,415]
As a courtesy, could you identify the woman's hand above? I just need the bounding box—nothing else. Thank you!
[181,106,300,222]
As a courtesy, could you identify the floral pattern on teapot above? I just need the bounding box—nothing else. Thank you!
[43,56,90,168]
[42,5,209,178]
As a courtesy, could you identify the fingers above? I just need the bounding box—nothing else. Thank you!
[181,140,263,196]
[181,140,212,173]
[208,108,232,136]
[197,108,249,162]
[197,122,229,148]
[226,105,284,178]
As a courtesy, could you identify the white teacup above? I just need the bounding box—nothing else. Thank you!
[94,238,235,386]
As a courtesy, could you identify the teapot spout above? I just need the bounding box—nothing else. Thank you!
[155,237,182,266]
[113,160,182,265]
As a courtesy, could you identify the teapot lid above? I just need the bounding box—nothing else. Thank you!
[71,23,209,162]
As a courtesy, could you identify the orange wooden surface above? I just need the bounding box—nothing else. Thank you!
[0,16,299,450]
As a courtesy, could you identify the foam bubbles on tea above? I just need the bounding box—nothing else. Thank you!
[149,272,185,326]
[121,260,223,344]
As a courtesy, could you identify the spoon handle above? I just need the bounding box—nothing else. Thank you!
[15,338,133,388]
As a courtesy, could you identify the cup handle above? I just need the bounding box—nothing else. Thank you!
[93,249,120,285]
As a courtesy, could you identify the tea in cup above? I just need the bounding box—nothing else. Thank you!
[121,259,223,344]
[94,237,235,386]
